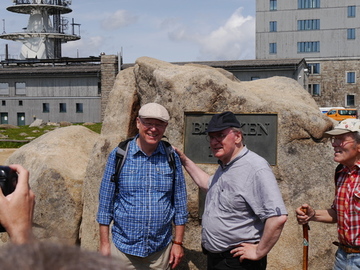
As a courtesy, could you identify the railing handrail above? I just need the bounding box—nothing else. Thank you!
[12,0,71,7]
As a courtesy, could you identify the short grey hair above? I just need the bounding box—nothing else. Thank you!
[231,127,244,144]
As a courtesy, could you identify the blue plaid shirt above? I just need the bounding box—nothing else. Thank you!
[97,136,188,257]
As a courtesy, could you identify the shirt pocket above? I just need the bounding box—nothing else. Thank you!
[154,165,173,192]
[353,185,360,213]
[218,188,247,213]
[119,169,139,192]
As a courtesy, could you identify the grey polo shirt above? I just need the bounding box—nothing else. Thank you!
[201,146,287,253]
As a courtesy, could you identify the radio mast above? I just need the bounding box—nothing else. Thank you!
[0,0,80,59]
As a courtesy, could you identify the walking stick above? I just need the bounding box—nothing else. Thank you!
[301,207,309,270]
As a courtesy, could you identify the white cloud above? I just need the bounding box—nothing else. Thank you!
[167,8,255,61]
[101,10,138,31]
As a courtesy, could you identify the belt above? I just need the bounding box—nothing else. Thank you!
[333,242,360,254]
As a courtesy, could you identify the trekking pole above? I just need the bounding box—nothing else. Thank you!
[301,207,309,270]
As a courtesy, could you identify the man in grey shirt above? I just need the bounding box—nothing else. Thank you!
[176,111,287,270]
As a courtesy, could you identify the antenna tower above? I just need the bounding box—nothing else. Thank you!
[0,0,80,59]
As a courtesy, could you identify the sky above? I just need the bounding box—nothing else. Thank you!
[0,0,255,64]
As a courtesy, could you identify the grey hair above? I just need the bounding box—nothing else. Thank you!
[231,127,245,144]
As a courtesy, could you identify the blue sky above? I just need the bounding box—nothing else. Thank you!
[0,0,255,64]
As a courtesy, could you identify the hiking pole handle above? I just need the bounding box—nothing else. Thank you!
[301,207,309,270]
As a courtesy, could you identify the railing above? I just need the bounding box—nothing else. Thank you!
[12,0,72,7]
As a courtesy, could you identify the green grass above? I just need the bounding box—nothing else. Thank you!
[0,123,102,148]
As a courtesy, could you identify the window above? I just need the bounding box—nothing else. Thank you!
[308,84,320,96]
[347,28,356,39]
[59,103,67,113]
[0,113,8,124]
[0,83,9,95]
[1,100,5,106]
[297,41,320,53]
[347,72,356,83]
[269,43,277,54]
[297,19,320,30]
[298,0,320,9]
[270,0,277,11]
[19,100,23,106]
[346,94,355,107]
[348,6,356,17]
[15,82,26,95]
[308,63,320,74]
[270,21,277,32]
[43,103,50,113]
[76,103,83,113]
[98,82,101,95]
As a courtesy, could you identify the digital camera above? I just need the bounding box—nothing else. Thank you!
[0,166,18,232]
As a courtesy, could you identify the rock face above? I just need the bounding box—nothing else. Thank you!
[81,57,337,269]
[5,126,99,245]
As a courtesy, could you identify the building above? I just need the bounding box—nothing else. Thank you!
[0,55,118,126]
[256,1,360,109]
[124,58,309,89]
[0,1,118,126]
[0,0,80,59]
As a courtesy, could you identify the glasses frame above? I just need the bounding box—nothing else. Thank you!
[330,137,355,147]
[206,130,234,143]
[138,117,167,129]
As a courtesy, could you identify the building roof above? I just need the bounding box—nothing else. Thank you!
[122,58,306,71]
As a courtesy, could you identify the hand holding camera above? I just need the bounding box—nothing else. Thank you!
[0,164,35,244]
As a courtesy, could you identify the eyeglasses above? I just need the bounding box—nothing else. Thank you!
[139,118,167,129]
[206,131,234,142]
[330,137,355,147]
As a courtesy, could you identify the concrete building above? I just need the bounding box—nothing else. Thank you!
[0,55,118,126]
[256,0,360,109]
[0,1,118,126]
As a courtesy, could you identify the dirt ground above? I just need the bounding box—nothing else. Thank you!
[0,149,17,165]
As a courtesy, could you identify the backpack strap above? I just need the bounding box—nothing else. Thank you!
[111,138,132,194]
[162,140,176,179]
[110,138,177,197]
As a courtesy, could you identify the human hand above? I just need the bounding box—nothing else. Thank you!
[296,204,315,225]
[99,242,111,257]
[230,243,262,262]
[0,164,35,244]
[169,243,184,269]
[173,147,187,165]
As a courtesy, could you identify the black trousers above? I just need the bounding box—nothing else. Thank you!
[205,248,267,270]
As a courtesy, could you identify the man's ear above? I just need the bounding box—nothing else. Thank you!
[234,131,243,145]
[136,117,140,130]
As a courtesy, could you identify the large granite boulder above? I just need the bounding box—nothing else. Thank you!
[81,57,337,269]
[4,126,99,245]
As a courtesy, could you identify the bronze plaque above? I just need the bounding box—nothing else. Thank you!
[184,112,278,165]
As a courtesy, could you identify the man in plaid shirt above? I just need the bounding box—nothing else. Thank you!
[296,119,360,269]
[97,103,188,269]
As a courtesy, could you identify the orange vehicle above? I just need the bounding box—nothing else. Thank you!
[325,108,358,121]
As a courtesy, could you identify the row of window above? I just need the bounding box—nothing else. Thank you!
[0,82,26,96]
[308,64,358,85]
[270,20,356,39]
[307,63,357,83]
[269,41,320,54]
[1,101,84,113]
[308,85,355,106]
[270,0,356,17]
[43,103,84,113]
